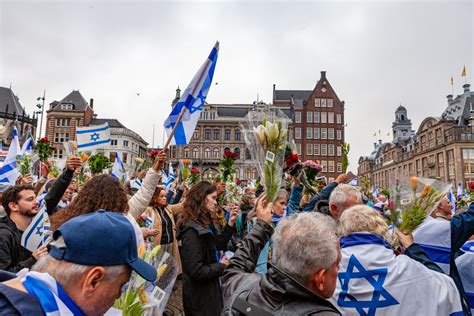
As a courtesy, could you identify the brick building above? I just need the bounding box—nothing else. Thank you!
[273,71,346,182]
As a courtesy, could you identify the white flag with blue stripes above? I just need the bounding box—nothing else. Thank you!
[164,42,219,145]
[0,127,20,185]
[162,163,175,193]
[21,136,34,155]
[111,152,129,184]
[76,122,111,150]
[21,205,51,252]
[448,185,457,215]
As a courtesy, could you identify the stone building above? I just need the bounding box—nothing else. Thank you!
[273,71,346,182]
[358,84,474,189]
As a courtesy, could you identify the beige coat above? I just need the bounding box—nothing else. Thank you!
[144,204,182,274]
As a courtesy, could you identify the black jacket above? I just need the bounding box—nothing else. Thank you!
[178,220,236,316]
[44,168,74,216]
[0,216,36,272]
[222,220,341,315]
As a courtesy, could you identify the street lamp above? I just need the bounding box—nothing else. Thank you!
[36,90,46,139]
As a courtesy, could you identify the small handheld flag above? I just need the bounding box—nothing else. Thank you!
[76,123,111,150]
[21,206,51,252]
[111,152,129,184]
[0,127,20,185]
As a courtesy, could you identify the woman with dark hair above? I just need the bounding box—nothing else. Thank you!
[142,186,182,273]
[178,180,240,316]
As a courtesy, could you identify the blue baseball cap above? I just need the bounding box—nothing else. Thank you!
[49,210,157,282]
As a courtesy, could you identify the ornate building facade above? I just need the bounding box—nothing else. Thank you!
[358,84,474,189]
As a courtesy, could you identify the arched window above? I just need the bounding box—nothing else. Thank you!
[245,148,251,160]
[184,147,190,158]
[235,148,241,159]
[213,147,220,158]
[192,147,199,158]
[204,147,211,158]
[224,147,231,153]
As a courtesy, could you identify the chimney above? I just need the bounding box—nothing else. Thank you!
[374,143,377,149]
[90,98,94,109]
[463,84,470,93]
[320,71,326,79]
[273,84,276,101]
[175,86,181,99]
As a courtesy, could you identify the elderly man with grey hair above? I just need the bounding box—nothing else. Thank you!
[328,184,363,219]
[222,197,342,315]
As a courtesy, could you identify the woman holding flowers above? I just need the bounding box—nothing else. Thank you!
[177,181,240,316]
[142,186,182,273]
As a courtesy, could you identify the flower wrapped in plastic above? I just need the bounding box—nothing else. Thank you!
[302,160,323,186]
[113,244,178,316]
[16,152,39,176]
[180,159,191,181]
[243,108,289,202]
[188,167,201,186]
[388,176,450,234]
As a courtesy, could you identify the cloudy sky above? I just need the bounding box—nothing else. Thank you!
[0,0,472,172]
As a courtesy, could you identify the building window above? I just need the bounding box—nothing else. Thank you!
[328,112,334,124]
[337,162,342,173]
[336,114,342,124]
[204,147,211,158]
[315,98,320,107]
[204,129,211,140]
[314,112,320,123]
[437,152,445,179]
[61,104,73,110]
[306,111,313,123]
[213,147,220,158]
[321,144,327,156]
[314,144,320,155]
[321,99,326,108]
[55,118,71,127]
[295,112,301,123]
[321,128,327,139]
[337,146,342,156]
[328,128,334,140]
[448,150,455,180]
[306,127,313,139]
[313,128,320,139]
[184,147,190,158]
[110,139,117,146]
[321,112,327,124]
[463,149,474,177]
[214,129,220,140]
[328,144,334,156]
[306,143,313,155]
[54,133,69,143]
[337,130,342,140]
[328,161,335,172]
[53,149,64,159]
[192,147,199,158]
[295,128,301,139]
[123,140,129,147]
[327,99,333,108]
[296,143,302,155]
[224,147,230,153]
[235,148,241,159]
[235,129,241,141]
[193,130,200,140]
[321,160,328,171]
[245,148,251,159]
[224,129,231,141]
[109,152,117,163]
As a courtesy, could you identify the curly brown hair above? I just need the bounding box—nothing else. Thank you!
[50,174,129,230]
[179,181,217,227]
[149,186,166,207]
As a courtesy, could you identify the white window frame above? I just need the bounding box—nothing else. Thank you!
[336,114,342,124]
[314,112,320,123]
[315,98,320,107]
[306,143,313,155]
[314,144,320,155]
[295,127,301,139]
[321,128,327,139]
[306,127,313,139]
[306,111,313,123]
[321,112,327,124]
[327,99,333,108]
[328,128,334,140]
[321,144,327,156]
[328,144,334,156]
[295,111,301,123]
[328,112,334,124]
[313,128,320,139]
[337,130,342,140]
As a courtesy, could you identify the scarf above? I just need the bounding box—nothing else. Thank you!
[21,271,84,316]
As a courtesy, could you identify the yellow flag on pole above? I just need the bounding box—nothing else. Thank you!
[461,65,466,77]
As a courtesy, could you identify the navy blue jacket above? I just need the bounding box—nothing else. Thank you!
[0,272,44,315]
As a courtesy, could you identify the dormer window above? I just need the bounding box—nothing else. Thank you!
[61,104,73,110]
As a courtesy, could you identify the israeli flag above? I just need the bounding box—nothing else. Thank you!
[111,152,129,184]
[448,186,457,215]
[457,241,474,314]
[20,137,34,155]
[76,122,111,150]
[162,163,175,193]
[0,127,20,185]
[331,233,462,316]
[131,178,142,190]
[21,205,51,252]
[164,42,219,145]
[413,216,451,273]
[371,187,380,199]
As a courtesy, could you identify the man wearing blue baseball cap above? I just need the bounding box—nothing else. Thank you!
[0,210,157,315]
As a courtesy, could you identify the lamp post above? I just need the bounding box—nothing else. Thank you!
[36,90,46,139]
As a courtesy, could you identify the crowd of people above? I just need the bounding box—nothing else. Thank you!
[0,149,473,316]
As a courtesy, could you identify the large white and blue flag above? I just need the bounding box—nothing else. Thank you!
[0,127,20,185]
[164,42,219,145]
[331,232,462,316]
[111,152,129,184]
[457,241,474,314]
[21,205,51,252]
[76,122,111,150]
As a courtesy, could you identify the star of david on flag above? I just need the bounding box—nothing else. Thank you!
[76,122,110,150]
[338,254,399,316]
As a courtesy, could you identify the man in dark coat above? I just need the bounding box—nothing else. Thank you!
[222,198,342,315]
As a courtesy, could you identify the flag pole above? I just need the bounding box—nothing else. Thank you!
[163,106,187,150]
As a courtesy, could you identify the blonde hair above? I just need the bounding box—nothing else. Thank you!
[339,204,393,243]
